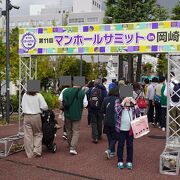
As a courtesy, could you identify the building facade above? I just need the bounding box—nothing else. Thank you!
[73,0,103,13]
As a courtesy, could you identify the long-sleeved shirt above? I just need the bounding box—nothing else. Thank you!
[146,83,157,100]
[22,93,48,114]
[164,79,180,107]
[115,99,140,136]
[58,88,68,102]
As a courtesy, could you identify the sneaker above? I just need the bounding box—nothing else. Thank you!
[92,139,98,144]
[117,162,124,169]
[70,149,78,155]
[110,152,116,158]
[55,124,61,129]
[162,127,166,132]
[32,152,41,158]
[105,150,111,159]
[126,162,133,170]
[62,135,67,140]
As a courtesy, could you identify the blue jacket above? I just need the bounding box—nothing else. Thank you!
[109,82,117,91]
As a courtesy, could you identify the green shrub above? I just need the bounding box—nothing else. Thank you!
[10,92,59,112]
[41,91,59,109]
[10,95,19,112]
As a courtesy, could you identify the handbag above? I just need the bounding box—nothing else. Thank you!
[130,115,150,138]
[135,91,147,109]
[136,97,147,109]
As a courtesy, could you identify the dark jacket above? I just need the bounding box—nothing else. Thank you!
[101,95,118,127]
[87,85,107,112]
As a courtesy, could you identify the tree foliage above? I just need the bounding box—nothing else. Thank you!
[142,62,153,75]
[156,54,168,76]
[104,0,169,24]
[171,1,180,20]
[0,36,6,71]
[104,0,169,82]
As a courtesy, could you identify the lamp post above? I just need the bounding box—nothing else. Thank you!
[2,0,19,123]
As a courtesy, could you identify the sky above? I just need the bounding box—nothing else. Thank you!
[1,0,178,16]
[1,0,73,15]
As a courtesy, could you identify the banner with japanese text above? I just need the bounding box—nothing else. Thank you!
[19,20,180,55]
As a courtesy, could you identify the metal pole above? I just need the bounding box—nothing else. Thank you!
[5,0,10,123]
[166,54,170,142]
[80,55,82,76]
[118,54,123,80]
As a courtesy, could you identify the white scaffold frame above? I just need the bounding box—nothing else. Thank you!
[160,53,180,175]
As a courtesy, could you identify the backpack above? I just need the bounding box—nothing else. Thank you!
[172,82,180,102]
[89,88,102,109]
[41,110,57,145]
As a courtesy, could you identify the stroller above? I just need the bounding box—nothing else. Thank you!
[41,110,57,153]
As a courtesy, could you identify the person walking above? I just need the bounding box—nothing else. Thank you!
[59,85,69,140]
[154,77,165,127]
[160,78,167,131]
[63,86,88,155]
[89,79,105,143]
[22,82,48,158]
[133,82,146,115]
[101,87,119,159]
[146,77,158,124]
[86,80,94,126]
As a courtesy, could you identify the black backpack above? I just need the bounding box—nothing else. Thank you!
[89,88,102,109]
[41,110,57,145]
[172,82,180,102]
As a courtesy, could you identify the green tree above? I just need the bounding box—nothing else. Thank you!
[171,1,180,20]
[142,62,153,75]
[0,27,19,82]
[0,35,6,81]
[104,0,169,82]
[56,56,93,81]
[156,54,168,76]
[9,27,19,82]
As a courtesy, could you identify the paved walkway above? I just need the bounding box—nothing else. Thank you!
[0,110,179,180]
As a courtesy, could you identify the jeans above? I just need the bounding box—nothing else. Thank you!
[117,130,133,163]
[87,108,92,126]
[161,107,167,128]
[155,102,161,126]
[105,126,116,153]
[91,112,103,140]
[147,100,154,123]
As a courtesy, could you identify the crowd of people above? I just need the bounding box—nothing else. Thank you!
[21,74,180,170]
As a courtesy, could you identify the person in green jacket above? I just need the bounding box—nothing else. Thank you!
[63,86,88,155]
[160,77,167,132]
